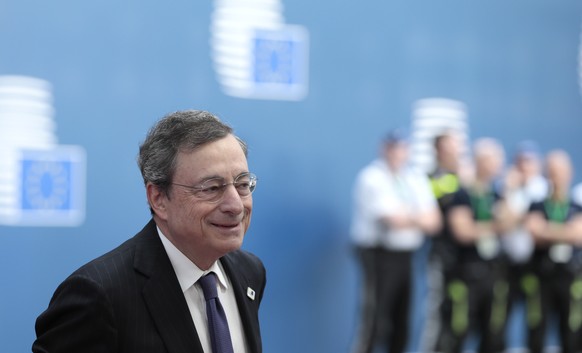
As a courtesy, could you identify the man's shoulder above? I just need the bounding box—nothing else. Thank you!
[69,220,158,282]
[222,249,266,283]
[224,249,264,270]
[357,159,385,177]
[528,199,545,213]
[402,166,432,184]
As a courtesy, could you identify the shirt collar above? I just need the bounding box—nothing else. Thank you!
[373,158,395,176]
[157,226,229,293]
[373,158,409,177]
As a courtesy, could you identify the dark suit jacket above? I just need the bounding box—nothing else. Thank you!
[33,219,266,353]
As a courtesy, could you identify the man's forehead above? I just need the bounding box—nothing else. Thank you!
[174,141,248,177]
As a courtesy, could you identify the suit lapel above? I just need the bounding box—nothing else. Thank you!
[221,253,261,353]
[134,220,204,353]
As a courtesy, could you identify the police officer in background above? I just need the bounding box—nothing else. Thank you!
[523,150,582,353]
[350,129,440,353]
[501,141,548,266]
[499,141,548,345]
[432,138,512,353]
[423,131,465,352]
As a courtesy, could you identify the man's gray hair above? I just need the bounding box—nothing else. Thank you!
[138,110,248,198]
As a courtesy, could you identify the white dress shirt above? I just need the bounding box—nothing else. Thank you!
[350,159,437,250]
[501,175,548,263]
[157,227,248,353]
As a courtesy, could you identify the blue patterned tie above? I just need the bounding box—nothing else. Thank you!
[198,273,234,353]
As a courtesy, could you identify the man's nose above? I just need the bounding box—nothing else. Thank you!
[219,184,245,212]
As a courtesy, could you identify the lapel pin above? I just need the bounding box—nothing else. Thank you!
[247,287,256,300]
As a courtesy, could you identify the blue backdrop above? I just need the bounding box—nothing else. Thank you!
[2,1,582,352]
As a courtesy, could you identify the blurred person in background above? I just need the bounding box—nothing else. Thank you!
[423,131,465,351]
[523,150,582,353]
[431,137,512,353]
[350,129,440,353]
[498,141,548,346]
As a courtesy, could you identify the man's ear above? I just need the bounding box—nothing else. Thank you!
[146,183,168,220]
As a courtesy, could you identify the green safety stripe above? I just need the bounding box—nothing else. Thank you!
[569,277,582,332]
[448,280,468,335]
[470,192,495,221]
[489,280,508,333]
[544,199,570,223]
[521,273,542,328]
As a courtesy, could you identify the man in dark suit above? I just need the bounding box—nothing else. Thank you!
[33,110,266,353]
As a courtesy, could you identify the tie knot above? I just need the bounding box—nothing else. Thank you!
[198,272,218,300]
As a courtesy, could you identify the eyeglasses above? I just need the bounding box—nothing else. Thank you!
[171,172,258,203]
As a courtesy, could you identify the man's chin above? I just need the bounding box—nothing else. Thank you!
[217,235,244,254]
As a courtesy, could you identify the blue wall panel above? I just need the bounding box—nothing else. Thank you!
[1,1,582,352]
